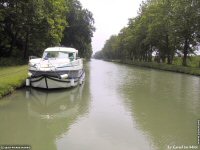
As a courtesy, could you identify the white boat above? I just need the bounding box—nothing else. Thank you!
[26,47,85,89]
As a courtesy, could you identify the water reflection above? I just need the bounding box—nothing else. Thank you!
[121,66,200,149]
[27,87,86,121]
[0,83,90,150]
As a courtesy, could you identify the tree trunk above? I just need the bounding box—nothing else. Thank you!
[166,34,172,64]
[148,45,152,62]
[23,30,29,59]
[9,37,15,57]
[182,38,188,66]
[8,31,18,57]
[161,56,166,63]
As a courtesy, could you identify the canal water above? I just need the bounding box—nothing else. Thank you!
[0,60,200,150]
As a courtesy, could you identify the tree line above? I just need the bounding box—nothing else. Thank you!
[94,0,200,66]
[0,0,95,60]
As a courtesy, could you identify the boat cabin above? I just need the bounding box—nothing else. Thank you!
[43,47,78,61]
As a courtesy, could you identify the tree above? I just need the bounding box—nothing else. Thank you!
[0,0,95,61]
[171,0,200,66]
[61,0,95,59]
[0,0,68,58]
[96,0,200,66]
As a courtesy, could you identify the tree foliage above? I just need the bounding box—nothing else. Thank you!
[94,0,200,66]
[0,0,95,61]
[61,0,95,58]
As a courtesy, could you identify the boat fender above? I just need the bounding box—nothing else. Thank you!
[28,72,32,77]
[60,74,68,79]
[79,79,82,85]
[70,79,75,86]
[26,79,30,86]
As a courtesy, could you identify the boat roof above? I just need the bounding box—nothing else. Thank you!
[44,47,78,53]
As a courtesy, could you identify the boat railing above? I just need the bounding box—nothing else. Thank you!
[29,56,39,60]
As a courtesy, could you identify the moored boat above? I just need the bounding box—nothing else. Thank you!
[26,47,85,89]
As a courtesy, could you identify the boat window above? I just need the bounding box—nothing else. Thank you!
[69,53,75,61]
[58,52,69,58]
[43,51,69,59]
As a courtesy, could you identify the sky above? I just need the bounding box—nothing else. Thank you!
[79,0,144,53]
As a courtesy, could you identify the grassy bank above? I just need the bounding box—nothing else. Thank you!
[0,65,28,99]
[107,59,200,76]
[173,56,200,68]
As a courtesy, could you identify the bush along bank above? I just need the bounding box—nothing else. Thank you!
[0,65,28,99]
[115,59,200,76]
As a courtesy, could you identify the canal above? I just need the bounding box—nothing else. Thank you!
[0,60,200,150]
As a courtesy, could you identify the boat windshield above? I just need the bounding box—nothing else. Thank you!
[43,51,75,60]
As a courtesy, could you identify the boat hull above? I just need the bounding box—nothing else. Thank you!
[27,70,85,89]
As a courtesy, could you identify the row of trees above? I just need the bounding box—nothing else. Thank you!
[94,0,200,66]
[0,0,95,59]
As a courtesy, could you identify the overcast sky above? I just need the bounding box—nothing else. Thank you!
[79,0,144,53]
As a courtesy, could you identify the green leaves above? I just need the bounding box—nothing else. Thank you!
[43,0,68,46]
[0,0,95,60]
[95,0,200,66]
[61,0,95,59]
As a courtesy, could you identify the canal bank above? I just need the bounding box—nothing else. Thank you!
[0,65,27,99]
[105,59,200,76]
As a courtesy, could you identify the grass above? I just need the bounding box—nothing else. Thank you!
[173,56,200,68]
[120,59,200,76]
[108,56,200,76]
[0,65,28,99]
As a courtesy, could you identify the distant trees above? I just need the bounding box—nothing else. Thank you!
[94,0,200,66]
[0,0,95,60]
